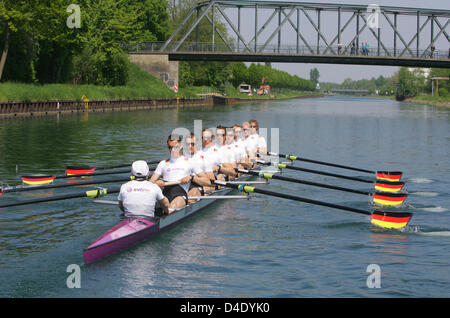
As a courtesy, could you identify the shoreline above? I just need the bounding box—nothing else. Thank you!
[0,94,324,118]
[404,97,450,108]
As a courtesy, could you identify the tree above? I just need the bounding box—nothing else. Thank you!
[0,1,34,80]
[309,68,320,84]
[395,67,426,97]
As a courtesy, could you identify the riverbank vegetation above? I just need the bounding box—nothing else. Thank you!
[0,0,315,102]
[321,67,450,104]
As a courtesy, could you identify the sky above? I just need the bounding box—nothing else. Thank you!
[222,0,450,83]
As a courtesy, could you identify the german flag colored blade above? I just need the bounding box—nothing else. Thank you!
[376,171,402,182]
[21,175,56,185]
[372,192,408,206]
[374,181,404,193]
[371,210,412,229]
[66,166,96,175]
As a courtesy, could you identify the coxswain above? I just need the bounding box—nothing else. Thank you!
[150,134,199,212]
[118,160,169,218]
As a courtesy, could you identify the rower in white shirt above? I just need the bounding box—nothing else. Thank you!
[200,128,221,170]
[215,125,238,179]
[244,119,267,161]
[232,123,252,170]
[150,134,200,212]
[184,133,217,200]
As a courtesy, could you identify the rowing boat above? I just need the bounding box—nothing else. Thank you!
[83,172,262,264]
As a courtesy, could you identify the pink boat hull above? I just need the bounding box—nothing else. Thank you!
[83,218,158,264]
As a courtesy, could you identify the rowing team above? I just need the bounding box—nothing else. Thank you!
[118,120,268,219]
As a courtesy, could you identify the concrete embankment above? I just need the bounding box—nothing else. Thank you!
[0,98,213,118]
[0,94,324,118]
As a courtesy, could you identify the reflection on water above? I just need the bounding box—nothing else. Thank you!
[369,231,409,256]
[1,96,449,297]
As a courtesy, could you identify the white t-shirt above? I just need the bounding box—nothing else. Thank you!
[154,156,197,193]
[118,180,164,218]
[186,151,211,173]
[219,144,238,164]
[245,134,267,153]
[202,145,221,168]
[233,139,248,162]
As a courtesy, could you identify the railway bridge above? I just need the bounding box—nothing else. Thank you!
[125,1,450,87]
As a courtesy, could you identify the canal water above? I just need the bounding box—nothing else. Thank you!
[0,96,449,297]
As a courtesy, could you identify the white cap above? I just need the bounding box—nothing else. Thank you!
[131,160,149,177]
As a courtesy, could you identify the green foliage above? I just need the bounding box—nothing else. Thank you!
[309,68,320,84]
[240,63,315,91]
[0,62,175,101]
[0,0,171,86]
[438,87,448,97]
[396,67,427,97]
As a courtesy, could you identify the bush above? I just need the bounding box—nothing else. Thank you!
[438,87,448,97]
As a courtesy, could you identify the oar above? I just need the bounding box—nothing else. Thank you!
[257,160,405,193]
[1,176,134,195]
[266,152,403,181]
[20,168,132,185]
[0,186,119,209]
[214,180,413,230]
[65,159,161,175]
[238,169,407,207]
[20,163,158,185]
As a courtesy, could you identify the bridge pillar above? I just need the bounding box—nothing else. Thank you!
[129,53,178,89]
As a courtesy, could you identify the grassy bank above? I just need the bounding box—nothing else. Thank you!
[0,63,175,102]
[178,84,320,100]
[407,94,450,107]
[0,63,320,102]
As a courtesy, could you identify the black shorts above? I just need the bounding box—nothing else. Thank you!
[189,181,204,195]
[163,184,188,204]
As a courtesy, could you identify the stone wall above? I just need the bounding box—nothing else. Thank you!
[128,53,178,89]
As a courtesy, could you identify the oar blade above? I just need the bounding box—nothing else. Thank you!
[376,171,403,182]
[66,166,96,176]
[374,181,404,193]
[371,210,412,229]
[372,192,408,207]
[21,175,56,185]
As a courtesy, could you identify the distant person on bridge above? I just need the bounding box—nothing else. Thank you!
[338,42,342,55]
[350,41,355,55]
[430,43,435,58]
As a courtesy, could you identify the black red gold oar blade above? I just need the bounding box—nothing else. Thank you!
[374,181,404,193]
[21,175,56,185]
[376,171,403,182]
[372,192,408,207]
[66,166,96,175]
[371,210,412,229]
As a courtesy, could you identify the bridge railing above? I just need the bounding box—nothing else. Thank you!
[123,41,450,60]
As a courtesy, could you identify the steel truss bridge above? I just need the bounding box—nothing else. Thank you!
[125,0,450,68]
